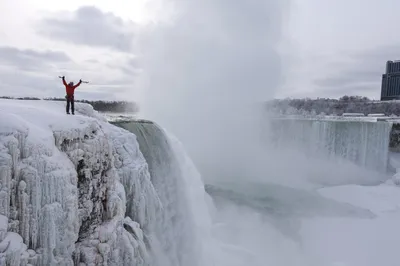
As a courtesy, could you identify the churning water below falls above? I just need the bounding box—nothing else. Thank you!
[116,118,397,266]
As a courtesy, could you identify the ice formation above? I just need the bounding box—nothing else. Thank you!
[0,99,206,266]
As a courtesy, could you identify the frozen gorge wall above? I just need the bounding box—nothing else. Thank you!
[269,118,393,173]
[0,100,204,266]
[0,101,154,266]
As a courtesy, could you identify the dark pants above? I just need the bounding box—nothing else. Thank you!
[66,95,74,114]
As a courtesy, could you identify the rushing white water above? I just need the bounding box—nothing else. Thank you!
[114,120,213,266]
[114,119,326,266]
[268,118,393,174]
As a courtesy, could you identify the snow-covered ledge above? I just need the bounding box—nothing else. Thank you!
[0,99,157,266]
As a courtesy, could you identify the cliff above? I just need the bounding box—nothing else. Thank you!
[0,100,156,265]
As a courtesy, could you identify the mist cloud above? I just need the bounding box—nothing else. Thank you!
[138,0,290,178]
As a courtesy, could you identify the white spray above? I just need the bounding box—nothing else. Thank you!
[137,0,289,183]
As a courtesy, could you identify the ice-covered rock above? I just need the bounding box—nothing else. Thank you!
[0,100,156,265]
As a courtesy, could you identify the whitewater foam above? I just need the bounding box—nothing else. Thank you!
[114,120,216,266]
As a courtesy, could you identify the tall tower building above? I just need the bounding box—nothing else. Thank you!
[381,60,400,100]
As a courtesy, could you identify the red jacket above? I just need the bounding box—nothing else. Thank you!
[63,78,82,96]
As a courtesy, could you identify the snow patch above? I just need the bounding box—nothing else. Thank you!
[298,183,400,266]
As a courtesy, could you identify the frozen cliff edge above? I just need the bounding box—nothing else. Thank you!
[0,99,160,265]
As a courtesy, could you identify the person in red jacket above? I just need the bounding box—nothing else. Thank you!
[61,76,82,115]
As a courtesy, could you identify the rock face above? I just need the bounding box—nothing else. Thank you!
[0,100,153,265]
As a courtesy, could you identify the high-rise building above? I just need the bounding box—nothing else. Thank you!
[381,60,400,100]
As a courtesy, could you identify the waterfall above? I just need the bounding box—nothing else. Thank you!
[113,119,212,266]
[269,118,393,173]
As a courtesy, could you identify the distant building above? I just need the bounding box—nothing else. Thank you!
[381,60,400,100]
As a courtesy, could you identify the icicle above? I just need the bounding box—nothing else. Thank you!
[18,180,29,246]
[0,215,7,242]
[0,150,12,218]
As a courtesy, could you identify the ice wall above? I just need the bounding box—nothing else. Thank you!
[114,120,204,266]
[269,118,393,173]
[0,100,155,266]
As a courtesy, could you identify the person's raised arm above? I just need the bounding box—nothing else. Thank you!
[73,79,82,89]
[62,76,67,86]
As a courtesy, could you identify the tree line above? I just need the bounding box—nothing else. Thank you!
[266,95,400,116]
[0,96,139,113]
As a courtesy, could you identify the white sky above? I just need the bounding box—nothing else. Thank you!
[281,0,400,99]
[0,0,155,47]
[0,0,399,101]
[0,0,155,101]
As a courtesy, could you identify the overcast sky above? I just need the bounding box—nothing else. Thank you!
[0,0,399,101]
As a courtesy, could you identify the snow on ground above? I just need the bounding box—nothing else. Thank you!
[0,99,157,265]
[300,182,400,266]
